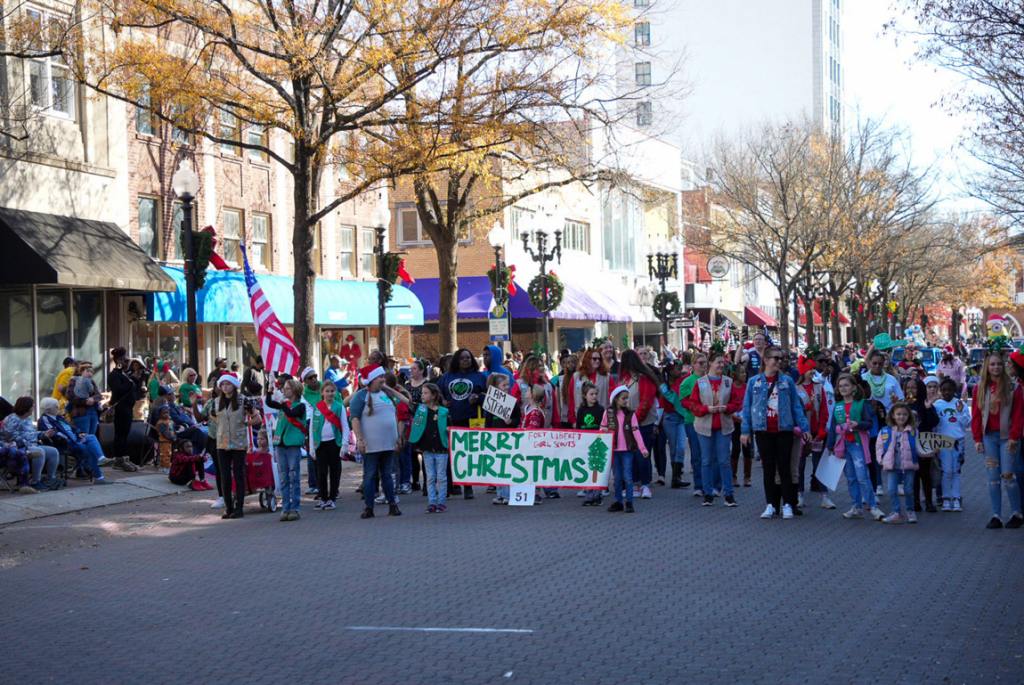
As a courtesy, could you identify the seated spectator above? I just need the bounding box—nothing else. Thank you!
[148,386,209,454]
[38,398,109,484]
[155,405,176,473]
[1,397,62,491]
[169,439,212,491]
[1,442,34,493]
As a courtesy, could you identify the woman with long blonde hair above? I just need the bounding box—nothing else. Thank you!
[971,352,1024,529]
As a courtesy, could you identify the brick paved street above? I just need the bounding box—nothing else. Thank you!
[1,446,1022,685]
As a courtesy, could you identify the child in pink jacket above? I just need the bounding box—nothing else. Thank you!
[602,385,648,513]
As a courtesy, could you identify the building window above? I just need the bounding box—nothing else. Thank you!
[634,22,650,48]
[26,8,75,119]
[250,213,271,269]
[172,201,184,260]
[636,101,653,127]
[247,125,268,162]
[602,187,640,272]
[635,61,651,87]
[170,104,190,145]
[360,227,376,276]
[221,208,242,265]
[138,196,160,259]
[311,224,323,275]
[634,0,649,6]
[399,207,421,244]
[338,224,355,277]
[135,84,155,135]
[562,220,590,253]
[509,206,535,241]
[219,111,241,155]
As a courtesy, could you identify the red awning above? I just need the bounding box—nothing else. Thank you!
[744,305,777,327]
[684,252,712,283]
[798,299,824,326]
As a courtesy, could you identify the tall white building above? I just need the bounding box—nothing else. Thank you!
[624,0,846,158]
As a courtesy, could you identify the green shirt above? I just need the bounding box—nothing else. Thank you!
[677,375,698,424]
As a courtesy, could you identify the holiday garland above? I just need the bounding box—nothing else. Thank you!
[528,271,564,313]
[486,264,512,305]
[379,252,402,303]
[191,230,214,289]
[652,291,681,321]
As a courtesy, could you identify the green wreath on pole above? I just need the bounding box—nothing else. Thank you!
[486,264,512,306]
[379,252,402,303]
[652,291,681,322]
[528,271,564,313]
[191,230,213,289]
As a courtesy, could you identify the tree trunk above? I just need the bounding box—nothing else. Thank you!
[435,234,459,354]
[777,282,791,353]
[291,149,318,367]
[830,295,842,347]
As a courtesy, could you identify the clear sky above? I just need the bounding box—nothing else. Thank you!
[843,1,984,213]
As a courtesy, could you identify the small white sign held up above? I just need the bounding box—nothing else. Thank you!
[482,385,517,423]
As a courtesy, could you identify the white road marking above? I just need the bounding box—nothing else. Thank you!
[345,626,533,634]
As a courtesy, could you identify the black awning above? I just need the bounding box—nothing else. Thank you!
[0,207,175,292]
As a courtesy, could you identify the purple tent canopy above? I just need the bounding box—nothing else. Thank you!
[408,276,630,322]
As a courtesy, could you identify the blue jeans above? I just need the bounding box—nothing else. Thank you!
[72,435,105,480]
[938,446,961,501]
[885,469,915,513]
[423,452,447,505]
[983,431,1023,518]
[612,450,634,504]
[363,450,397,508]
[663,413,684,464]
[843,442,876,508]
[398,443,413,486]
[698,431,733,497]
[72,409,99,436]
[632,424,655,486]
[683,423,702,490]
[275,445,302,512]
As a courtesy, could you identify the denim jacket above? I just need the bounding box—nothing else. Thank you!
[740,373,810,435]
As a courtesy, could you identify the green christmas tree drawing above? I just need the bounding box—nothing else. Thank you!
[587,438,610,483]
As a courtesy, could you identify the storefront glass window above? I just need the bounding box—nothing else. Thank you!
[36,290,71,401]
[0,289,34,401]
[74,291,104,387]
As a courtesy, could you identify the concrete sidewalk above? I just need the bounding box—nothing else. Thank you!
[0,474,188,526]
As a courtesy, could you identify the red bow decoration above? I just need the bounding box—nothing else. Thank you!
[507,264,517,297]
[201,225,232,271]
[397,258,414,285]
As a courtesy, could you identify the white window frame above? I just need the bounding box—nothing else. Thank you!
[250,212,272,270]
[247,125,268,162]
[635,61,652,87]
[562,219,590,254]
[509,206,535,241]
[25,6,75,120]
[221,208,243,265]
[137,196,161,260]
[360,227,376,275]
[337,224,356,277]
[135,84,155,136]
[219,111,241,156]
[634,22,650,48]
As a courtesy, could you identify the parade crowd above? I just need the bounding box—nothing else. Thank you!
[2,334,1023,530]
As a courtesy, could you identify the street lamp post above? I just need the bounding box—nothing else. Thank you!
[171,160,200,373]
[488,221,510,349]
[521,210,562,355]
[374,203,390,355]
[647,242,679,345]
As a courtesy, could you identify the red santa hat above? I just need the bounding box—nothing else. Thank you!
[362,365,385,385]
[796,356,816,377]
[218,372,241,389]
[1011,346,1024,371]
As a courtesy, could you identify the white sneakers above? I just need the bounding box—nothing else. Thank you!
[760,504,776,519]
[882,512,903,524]
[842,506,863,519]
[210,497,224,509]
[640,485,653,499]
[906,510,917,524]
[820,494,837,509]
[693,489,704,498]
[869,506,886,521]
[781,504,794,520]
[941,499,953,512]
[952,499,963,512]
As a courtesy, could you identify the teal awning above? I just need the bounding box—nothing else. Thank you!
[147,266,423,327]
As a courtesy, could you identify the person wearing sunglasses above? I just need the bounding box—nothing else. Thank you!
[740,346,811,520]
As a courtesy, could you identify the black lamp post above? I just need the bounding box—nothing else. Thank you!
[171,160,200,373]
[647,242,679,344]
[374,222,388,356]
[521,214,562,355]
[488,220,509,308]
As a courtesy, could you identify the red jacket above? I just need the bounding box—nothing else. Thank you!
[510,376,560,427]
[521,407,546,429]
[616,371,657,423]
[971,383,1024,442]
[800,382,830,441]
[683,377,743,432]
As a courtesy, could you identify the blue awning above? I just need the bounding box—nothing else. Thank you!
[147,266,423,327]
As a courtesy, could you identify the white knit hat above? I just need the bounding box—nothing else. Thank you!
[300,366,318,381]
[609,385,630,404]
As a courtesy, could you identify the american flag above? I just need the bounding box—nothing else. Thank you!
[241,244,300,375]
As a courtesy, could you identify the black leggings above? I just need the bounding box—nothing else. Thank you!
[218,449,246,514]
[316,441,342,502]
[113,409,133,461]
[755,431,795,510]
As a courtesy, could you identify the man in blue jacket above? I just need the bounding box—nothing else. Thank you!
[482,344,513,381]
